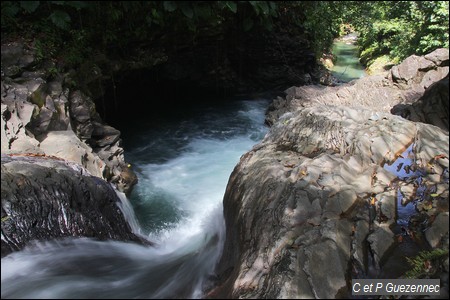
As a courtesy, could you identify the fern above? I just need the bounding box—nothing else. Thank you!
[405,248,449,279]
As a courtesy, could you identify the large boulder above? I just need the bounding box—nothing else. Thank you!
[391,75,449,131]
[212,50,449,298]
[1,155,146,258]
[212,105,449,298]
[38,130,105,178]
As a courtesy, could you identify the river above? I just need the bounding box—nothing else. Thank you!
[1,99,269,299]
[330,33,366,82]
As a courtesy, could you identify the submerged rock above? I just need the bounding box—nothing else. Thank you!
[1,155,147,258]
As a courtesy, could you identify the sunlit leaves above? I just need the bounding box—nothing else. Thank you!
[352,0,449,64]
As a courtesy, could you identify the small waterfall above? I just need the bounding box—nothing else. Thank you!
[1,99,268,299]
[115,188,143,236]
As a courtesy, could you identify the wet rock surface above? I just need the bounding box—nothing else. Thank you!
[1,155,147,258]
[212,50,449,298]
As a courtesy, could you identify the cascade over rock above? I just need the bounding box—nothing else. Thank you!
[1,27,317,259]
[212,49,449,298]
[1,155,147,258]
[1,40,141,256]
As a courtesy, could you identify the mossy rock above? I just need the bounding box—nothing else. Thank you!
[29,85,47,108]
[366,55,397,75]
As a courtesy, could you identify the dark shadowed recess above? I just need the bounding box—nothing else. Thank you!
[95,27,317,129]
[99,68,231,127]
[98,65,285,131]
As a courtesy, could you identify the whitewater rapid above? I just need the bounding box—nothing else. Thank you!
[1,99,268,299]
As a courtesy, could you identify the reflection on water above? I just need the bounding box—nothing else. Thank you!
[379,143,431,279]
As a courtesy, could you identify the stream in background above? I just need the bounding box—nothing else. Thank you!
[331,33,366,82]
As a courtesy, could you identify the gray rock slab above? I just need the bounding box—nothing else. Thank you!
[425,212,450,248]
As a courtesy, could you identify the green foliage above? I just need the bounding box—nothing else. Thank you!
[339,23,354,37]
[179,2,194,19]
[225,1,237,14]
[365,55,395,75]
[163,1,177,12]
[1,1,284,65]
[47,65,59,78]
[348,1,449,65]
[405,248,448,279]
[274,1,349,56]
[1,1,340,68]
[2,0,448,73]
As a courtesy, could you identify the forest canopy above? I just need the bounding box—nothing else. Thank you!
[2,1,448,68]
[346,1,449,65]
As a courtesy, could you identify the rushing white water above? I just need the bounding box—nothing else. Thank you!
[1,99,269,299]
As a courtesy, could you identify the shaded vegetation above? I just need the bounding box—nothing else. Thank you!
[2,1,448,77]
[2,1,286,67]
[0,2,346,66]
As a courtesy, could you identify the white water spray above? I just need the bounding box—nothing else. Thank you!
[1,99,268,299]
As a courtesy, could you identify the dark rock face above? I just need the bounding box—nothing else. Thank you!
[1,41,36,77]
[1,155,145,258]
[212,50,449,298]
[391,75,449,131]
